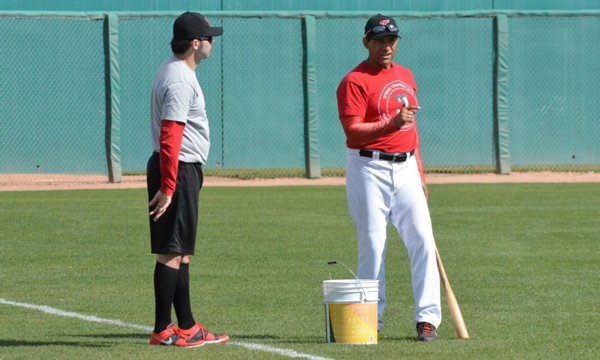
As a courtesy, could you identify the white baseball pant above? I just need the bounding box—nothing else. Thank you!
[346,148,441,331]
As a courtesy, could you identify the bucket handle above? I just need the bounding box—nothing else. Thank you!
[327,261,370,303]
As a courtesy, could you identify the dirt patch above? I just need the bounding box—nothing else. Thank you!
[199,172,600,186]
[1,171,599,192]
[425,171,600,184]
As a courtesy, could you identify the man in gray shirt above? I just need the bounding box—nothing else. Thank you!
[147,12,228,347]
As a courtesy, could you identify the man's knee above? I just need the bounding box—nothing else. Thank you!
[157,252,188,268]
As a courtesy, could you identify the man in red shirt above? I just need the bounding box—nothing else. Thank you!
[336,14,441,341]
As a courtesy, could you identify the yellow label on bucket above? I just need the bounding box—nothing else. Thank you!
[327,302,377,344]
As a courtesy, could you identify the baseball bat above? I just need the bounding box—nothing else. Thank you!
[435,246,469,339]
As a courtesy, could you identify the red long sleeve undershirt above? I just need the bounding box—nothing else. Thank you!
[340,115,426,182]
[158,120,185,196]
[340,115,399,144]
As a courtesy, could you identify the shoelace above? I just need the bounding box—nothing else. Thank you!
[420,323,433,334]
[172,328,182,338]
[179,323,221,341]
[182,323,210,340]
[199,325,210,340]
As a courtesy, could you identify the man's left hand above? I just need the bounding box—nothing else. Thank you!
[149,190,172,222]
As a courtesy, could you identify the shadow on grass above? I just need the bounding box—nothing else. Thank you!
[234,334,420,345]
[232,334,283,340]
[72,333,148,340]
[233,334,323,344]
[378,335,418,342]
[0,340,109,348]
[0,334,150,348]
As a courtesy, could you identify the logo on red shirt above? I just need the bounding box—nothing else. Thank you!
[378,80,416,131]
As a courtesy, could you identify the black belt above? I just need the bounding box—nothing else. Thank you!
[359,149,415,163]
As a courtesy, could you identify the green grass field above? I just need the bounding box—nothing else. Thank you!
[1,184,599,359]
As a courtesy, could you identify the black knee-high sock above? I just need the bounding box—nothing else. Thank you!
[173,263,195,330]
[153,262,179,333]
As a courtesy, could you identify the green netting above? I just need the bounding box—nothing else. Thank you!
[221,17,305,171]
[1,11,599,185]
[409,18,495,169]
[0,17,106,175]
[508,16,600,168]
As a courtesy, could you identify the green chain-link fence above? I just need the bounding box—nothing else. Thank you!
[0,15,106,178]
[1,11,599,186]
[508,16,600,171]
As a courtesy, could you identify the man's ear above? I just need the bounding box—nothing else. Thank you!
[362,37,369,49]
[192,39,201,50]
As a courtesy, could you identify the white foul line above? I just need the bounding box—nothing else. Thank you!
[0,298,335,360]
[0,298,152,331]
[233,342,334,360]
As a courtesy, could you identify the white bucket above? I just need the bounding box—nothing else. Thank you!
[323,279,379,344]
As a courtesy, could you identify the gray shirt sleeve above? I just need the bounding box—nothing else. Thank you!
[161,81,195,124]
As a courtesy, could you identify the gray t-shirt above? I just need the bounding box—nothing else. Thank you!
[150,56,210,164]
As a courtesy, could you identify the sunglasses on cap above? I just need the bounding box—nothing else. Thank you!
[364,24,399,38]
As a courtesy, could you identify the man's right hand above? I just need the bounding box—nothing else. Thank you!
[149,190,172,222]
[394,105,421,129]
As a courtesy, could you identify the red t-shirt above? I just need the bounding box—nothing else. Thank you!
[337,61,419,153]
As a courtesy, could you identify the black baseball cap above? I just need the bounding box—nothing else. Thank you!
[173,12,223,40]
[364,14,401,41]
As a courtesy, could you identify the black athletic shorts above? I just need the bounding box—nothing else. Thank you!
[147,152,203,255]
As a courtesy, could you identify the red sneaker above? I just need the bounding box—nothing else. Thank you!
[149,323,205,347]
[179,322,229,344]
